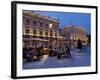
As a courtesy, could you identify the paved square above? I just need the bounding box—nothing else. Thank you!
[23,46,90,69]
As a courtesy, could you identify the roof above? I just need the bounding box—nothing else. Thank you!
[64,24,86,31]
[23,11,59,23]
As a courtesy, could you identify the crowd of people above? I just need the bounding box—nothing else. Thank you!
[49,46,71,58]
[23,45,72,61]
[23,39,83,62]
[23,46,44,61]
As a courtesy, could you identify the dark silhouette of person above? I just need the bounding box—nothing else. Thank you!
[77,39,82,52]
[57,46,62,58]
[77,39,82,49]
[66,46,71,58]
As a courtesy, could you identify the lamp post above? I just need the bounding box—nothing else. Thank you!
[71,35,74,48]
[71,35,72,47]
[49,23,52,47]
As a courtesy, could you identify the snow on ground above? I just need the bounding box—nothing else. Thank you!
[23,46,91,69]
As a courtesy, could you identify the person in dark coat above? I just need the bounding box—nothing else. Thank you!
[77,39,82,52]
[49,46,53,56]
[25,47,33,61]
[66,46,71,58]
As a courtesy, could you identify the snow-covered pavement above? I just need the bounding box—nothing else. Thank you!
[23,46,91,69]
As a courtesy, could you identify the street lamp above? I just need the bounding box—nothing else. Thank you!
[49,23,52,47]
[49,23,52,28]
[71,35,74,47]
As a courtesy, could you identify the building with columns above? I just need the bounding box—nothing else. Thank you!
[23,10,88,48]
[23,10,60,48]
[60,24,87,47]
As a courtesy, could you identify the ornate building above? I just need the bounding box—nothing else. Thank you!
[23,10,88,48]
[61,24,87,46]
[23,10,60,48]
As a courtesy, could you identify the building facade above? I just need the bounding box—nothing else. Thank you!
[23,10,60,48]
[61,24,87,46]
[23,10,88,48]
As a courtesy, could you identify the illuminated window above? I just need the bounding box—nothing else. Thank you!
[25,29,30,34]
[39,30,43,35]
[33,29,37,35]
[45,31,48,36]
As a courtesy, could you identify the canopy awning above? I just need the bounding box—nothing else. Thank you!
[23,38,48,42]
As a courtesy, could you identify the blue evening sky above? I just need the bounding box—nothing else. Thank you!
[33,11,91,34]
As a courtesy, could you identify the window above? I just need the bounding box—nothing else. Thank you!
[40,22,43,27]
[25,29,30,34]
[54,25,58,29]
[33,21,37,26]
[25,19,30,25]
[33,29,37,35]
[39,30,43,36]
[45,24,48,27]
[45,31,48,36]
[24,41,27,47]
[55,32,57,37]
[50,32,53,36]
[25,26,29,28]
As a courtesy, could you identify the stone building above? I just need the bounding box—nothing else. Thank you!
[23,10,60,48]
[23,10,88,48]
[61,24,87,47]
